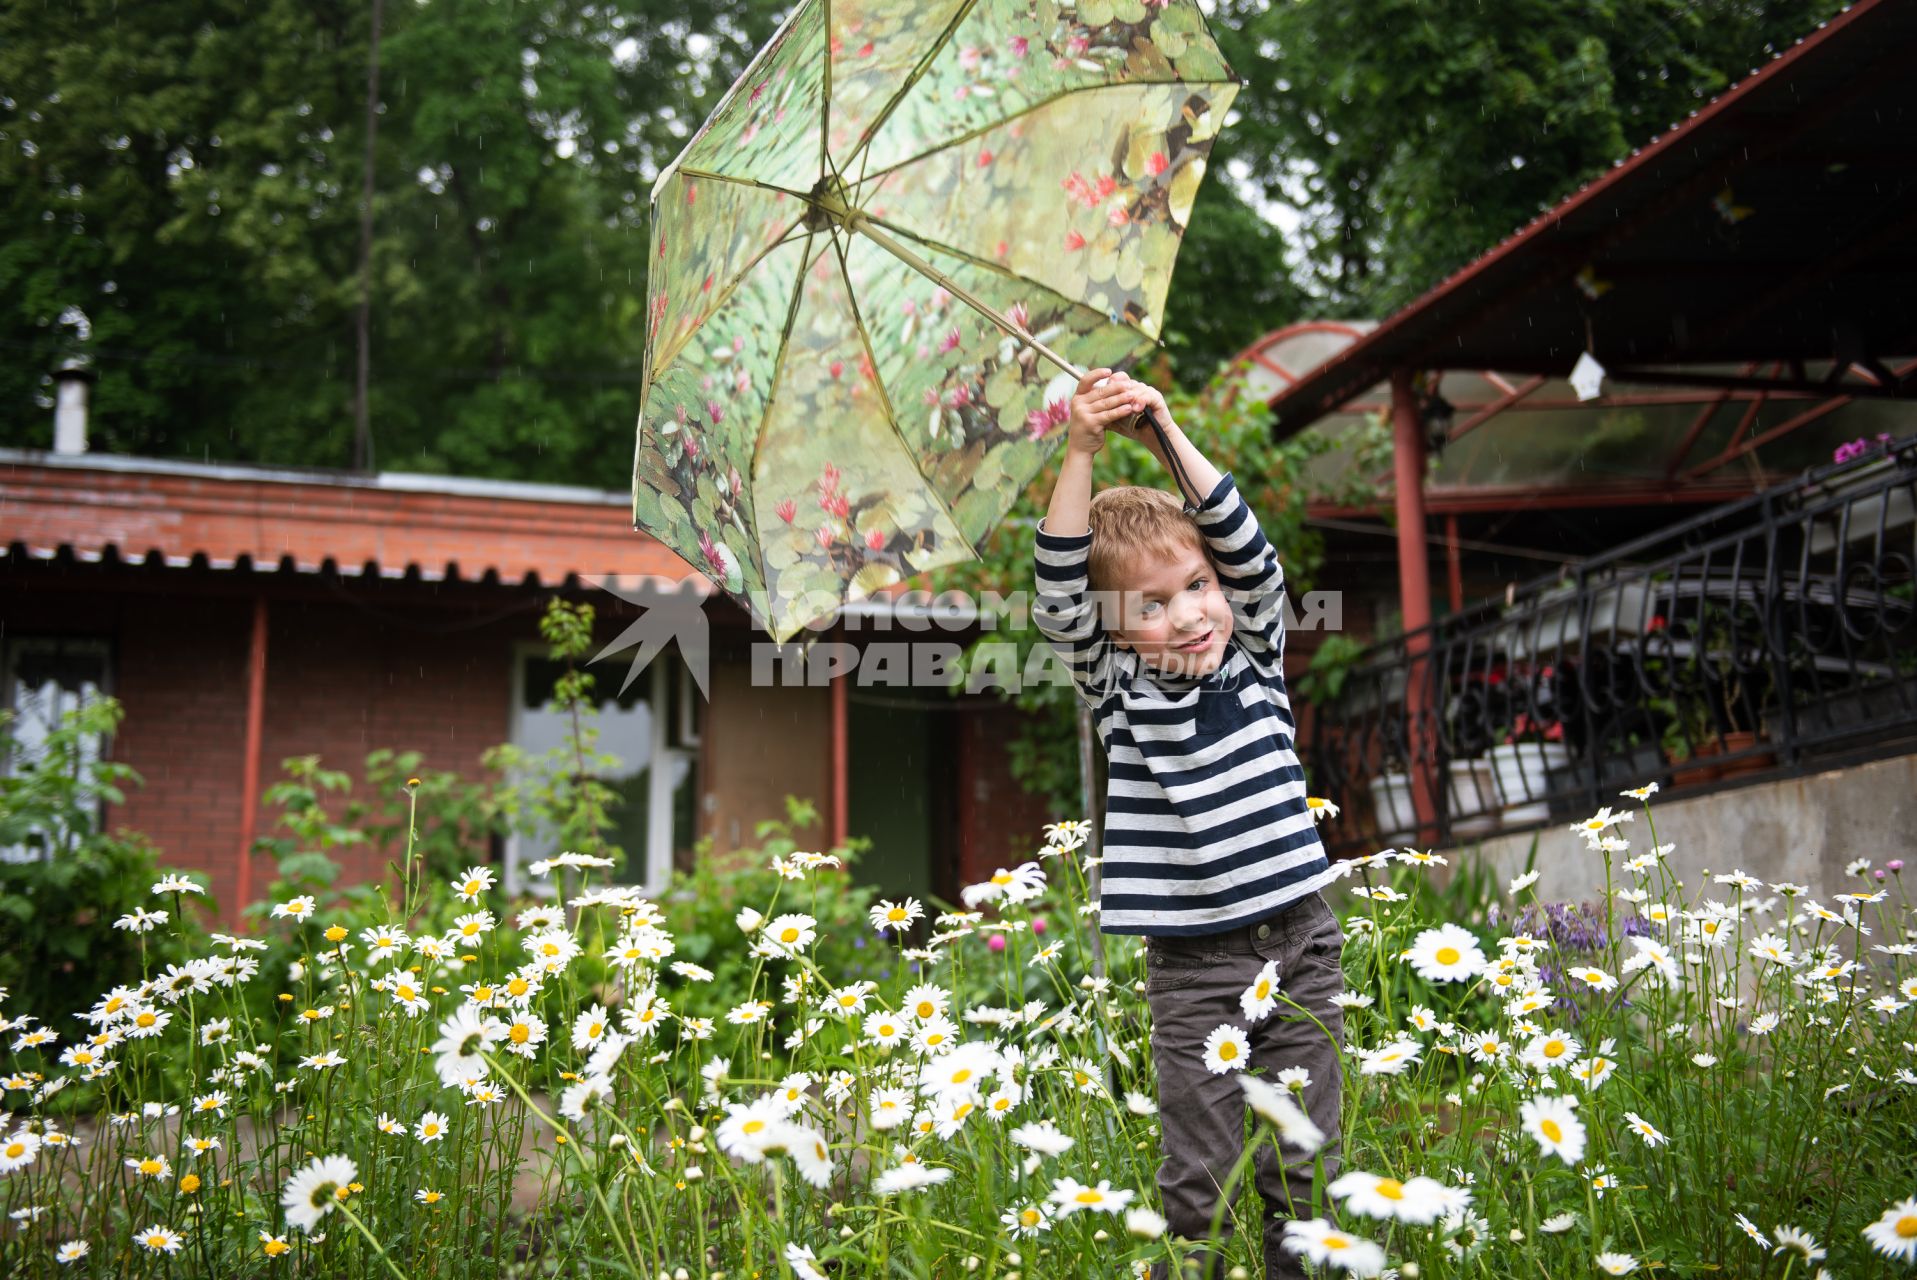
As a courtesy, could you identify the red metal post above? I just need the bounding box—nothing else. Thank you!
[830,625,849,851]
[1391,372,1440,846]
[1445,514,1465,615]
[235,597,269,919]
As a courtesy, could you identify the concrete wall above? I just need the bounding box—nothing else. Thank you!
[1448,753,1917,905]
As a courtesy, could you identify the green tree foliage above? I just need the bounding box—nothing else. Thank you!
[0,0,1849,480]
[0,0,784,479]
[1208,0,1847,310]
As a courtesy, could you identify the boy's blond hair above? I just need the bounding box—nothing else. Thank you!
[1086,485,1213,595]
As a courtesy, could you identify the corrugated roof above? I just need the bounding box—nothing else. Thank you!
[1268,0,1917,436]
[0,447,710,593]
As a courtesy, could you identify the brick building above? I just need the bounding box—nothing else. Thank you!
[0,442,1050,917]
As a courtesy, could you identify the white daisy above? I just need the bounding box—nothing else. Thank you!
[1201,1024,1250,1075]
[281,1154,356,1233]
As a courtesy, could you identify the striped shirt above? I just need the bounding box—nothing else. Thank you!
[1032,471,1336,937]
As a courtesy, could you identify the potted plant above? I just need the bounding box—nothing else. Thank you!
[1487,713,1569,825]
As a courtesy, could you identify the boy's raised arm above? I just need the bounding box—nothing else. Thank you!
[1109,376,1288,659]
[1032,369,1140,706]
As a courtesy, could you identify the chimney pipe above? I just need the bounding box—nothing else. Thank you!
[52,358,93,455]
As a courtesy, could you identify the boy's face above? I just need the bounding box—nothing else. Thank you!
[1106,541,1234,679]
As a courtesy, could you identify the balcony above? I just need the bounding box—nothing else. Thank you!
[1305,436,1917,855]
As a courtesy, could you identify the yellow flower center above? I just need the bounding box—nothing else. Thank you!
[780,927,800,943]
[510,1025,531,1045]
[1075,1190,1104,1204]
[879,1024,896,1037]
[743,1120,766,1135]
[1255,980,1272,999]
[181,1174,201,1193]
[147,1234,169,1249]
[424,1124,440,1137]
[1544,1042,1565,1059]
[507,979,529,997]
[4,1142,23,1158]
[105,997,124,1013]
[324,925,347,942]
[992,872,1012,885]
[136,1012,157,1028]
[140,1159,164,1174]
[1541,1119,1563,1142]
[423,1192,441,1203]
[915,1001,935,1018]
[1325,1235,1350,1250]
[1435,946,1461,965]
[952,1069,972,1084]
[397,985,416,1002]
[589,1021,604,1038]
[463,881,481,895]
[264,1240,290,1256]
[1022,1208,1042,1226]
[1376,1179,1404,1200]
[887,908,907,921]
[1218,1042,1239,1061]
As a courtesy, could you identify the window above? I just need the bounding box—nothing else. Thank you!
[503,644,699,896]
[1,637,114,863]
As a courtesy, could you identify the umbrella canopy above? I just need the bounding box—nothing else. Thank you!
[632,0,1240,642]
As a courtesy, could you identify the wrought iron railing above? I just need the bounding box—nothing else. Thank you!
[1306,434,1917,855]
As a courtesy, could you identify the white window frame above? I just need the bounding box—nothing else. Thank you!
[502,641,682,898]
[1,636,115,864]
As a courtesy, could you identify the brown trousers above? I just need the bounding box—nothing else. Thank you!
[1143,892,1347,1280]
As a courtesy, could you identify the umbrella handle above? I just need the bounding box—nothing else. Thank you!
[1134,404,1204,511]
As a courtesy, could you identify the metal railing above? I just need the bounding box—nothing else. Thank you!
[1306,435,1917,854]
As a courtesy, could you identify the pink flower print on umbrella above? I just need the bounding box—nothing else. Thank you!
[1108,206,1130,228]
[939,326,963,355]
[864,528,886,552]
[947,385,972,409]
[825,492,851,520]
[1146,151,1170,177]
[706,399,725,426]
[815,525,837,550]
[1026,397,1070,442]
[776,499,797,524]
[1009,35,1029,57]
[1064,230,1086,251]
[683,433,701,460]
[829,360,844,379]
[1008,301,1029,331]
[674,403,690,428]
[978,149,994,168]
[698,530,736,582]
[820,463,841,494]
[958,46,982,71]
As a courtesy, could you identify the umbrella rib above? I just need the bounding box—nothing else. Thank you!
[852,76,1222,189]
[819,0,833,192]
[825,227,976,556]
[649,214,810,382]
[746,226,826,590]
[838,0,983,176]
[675,167,813,202]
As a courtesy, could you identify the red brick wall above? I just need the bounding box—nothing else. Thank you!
[955,699,1057,888]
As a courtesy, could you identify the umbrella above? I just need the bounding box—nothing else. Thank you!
[631,0,1241,644]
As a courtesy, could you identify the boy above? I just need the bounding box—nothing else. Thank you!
[1031,367,1346,1280]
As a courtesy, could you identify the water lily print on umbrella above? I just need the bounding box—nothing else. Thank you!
[633,0,1240,642]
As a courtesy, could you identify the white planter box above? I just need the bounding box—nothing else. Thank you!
[1488,742,1571,825]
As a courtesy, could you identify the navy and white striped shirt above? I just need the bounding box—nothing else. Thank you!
[1033,471,1336,937]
